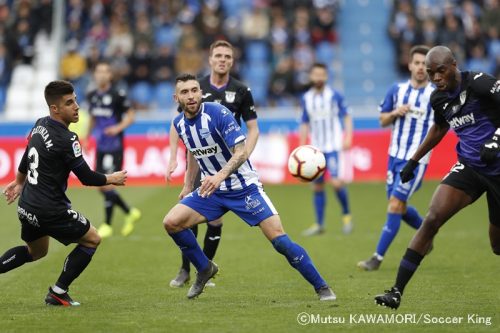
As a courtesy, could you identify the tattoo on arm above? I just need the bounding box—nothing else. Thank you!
[219,142,246,178]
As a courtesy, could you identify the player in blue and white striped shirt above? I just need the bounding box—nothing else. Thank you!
[163,74,336,301]
[299,63,353,236]
[358,45,435,271]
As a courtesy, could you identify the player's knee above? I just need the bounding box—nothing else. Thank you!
[387,197,405,214]
[163,215,182,233]
[30,248,48,261]
[420,217,441,237]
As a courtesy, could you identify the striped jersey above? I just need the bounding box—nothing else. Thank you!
[300,86,350,153]
[173,102,260,191]
[379,80,435,164]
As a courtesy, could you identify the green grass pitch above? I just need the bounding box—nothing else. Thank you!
[0,182,498,332]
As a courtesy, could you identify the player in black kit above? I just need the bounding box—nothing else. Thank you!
[1,81,127,306]
[87,61,141,238]
[375,46,500,309]
[166,40,259,287]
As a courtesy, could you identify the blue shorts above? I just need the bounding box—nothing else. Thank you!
[314,151,339,183]
[386,156,427,201]
[180,184,278,226]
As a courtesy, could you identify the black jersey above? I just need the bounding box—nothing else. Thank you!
[431,71,500,175]
[87,87,130,152]
[18,117,85,215]
[198,75,257,126]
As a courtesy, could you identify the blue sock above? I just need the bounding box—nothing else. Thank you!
[402,206,423,229]
[169,229,209,272]
[272,234,327,290]
[375,213,402,257]
[313,191,326,226]
[335,187,350,215]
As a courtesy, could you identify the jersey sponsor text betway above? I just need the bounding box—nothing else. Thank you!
[190,144,221,158]
[449,113,475,129]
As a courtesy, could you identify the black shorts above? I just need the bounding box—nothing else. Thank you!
[441,162,500,226]
[96,151,123,173]
[18,205,91,245]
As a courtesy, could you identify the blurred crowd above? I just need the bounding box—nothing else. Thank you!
[389,0,500,79]
[1,0,499,114]
[0,0,339,112]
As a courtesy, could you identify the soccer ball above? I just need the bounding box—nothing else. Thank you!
[288,145,326,182]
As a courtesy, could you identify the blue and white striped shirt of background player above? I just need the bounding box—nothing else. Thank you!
[173,101,260,191]
[300,85,350,153]
[379,80,435,197]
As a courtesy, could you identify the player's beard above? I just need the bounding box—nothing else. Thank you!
[181,99,201,118]
[312,81,325,90]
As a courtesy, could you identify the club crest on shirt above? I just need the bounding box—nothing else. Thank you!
[102,94,112,105]
[199,128,211,139]
[225,91,236,103]
[72,141,82,157]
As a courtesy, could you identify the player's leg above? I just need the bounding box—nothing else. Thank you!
[164,193,223,299]
[358,196,406,271]
[330,177,352,234]
[204,218,223,260]
[329,151,352,234]
[485,184,500,255]
[259,215,335,300]
[489,223,500,255]
[375,184,474,309]
[0,236,48,273]
[47,211,98,306]
[170,224,198,288]
[303,176,326,236]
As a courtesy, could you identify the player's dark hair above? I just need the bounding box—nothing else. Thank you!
[310,63,328,72]
[44,80,74,106]
[209,40,233,55]
[175,73,197,84]
[409,45,430,60]
[94,59,111,70]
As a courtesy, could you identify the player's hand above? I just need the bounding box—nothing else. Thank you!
[199,175,222,198]
[3,180,23,205]
[178,186,192,200]
[104,125,122,136]
[165,159,178,183]
[394,105,410,117]
[400,159,419,183]
[107,170,128,186]
[480,129,500,164]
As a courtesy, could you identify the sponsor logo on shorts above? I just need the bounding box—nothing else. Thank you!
[18,207,39,227]
[245,194,261,210]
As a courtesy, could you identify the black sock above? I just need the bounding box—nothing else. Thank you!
[108,190,130,214]
[203,224,222,260]
[103,191,114,225]
[181,225,198,272]
[0,246,33,273]
[394,248,424,294]
[56,245,96,291]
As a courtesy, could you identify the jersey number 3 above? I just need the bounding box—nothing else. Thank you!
[27,147,39,185]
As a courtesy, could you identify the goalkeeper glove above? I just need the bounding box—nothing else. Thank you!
[480,128,500,164]
[400,159,419,183]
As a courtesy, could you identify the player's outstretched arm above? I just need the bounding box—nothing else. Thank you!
[199,141,247,198]
[166,122,179,183]
[105,170,128,186]
[72,160,126,186]
[409,122,449,162]
[3,171,27,205]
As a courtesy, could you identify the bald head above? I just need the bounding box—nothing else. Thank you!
[425,45,460,91]
[426,46,456,67]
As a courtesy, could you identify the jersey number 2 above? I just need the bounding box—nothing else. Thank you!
[27,147,39,185]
